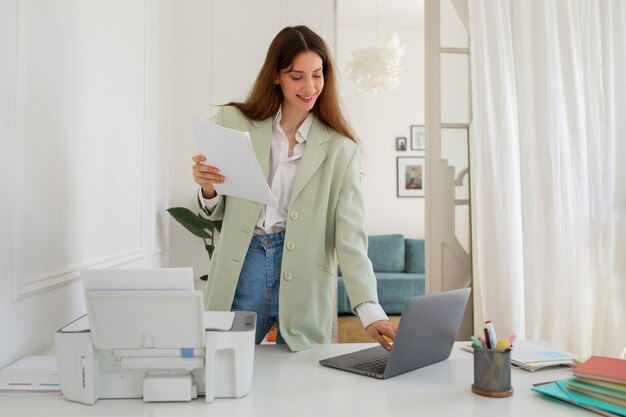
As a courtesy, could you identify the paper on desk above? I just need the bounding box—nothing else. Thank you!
[511,340,576,371]
[0,356,60,395]
[191,116,278,207]
[461,340,576,371]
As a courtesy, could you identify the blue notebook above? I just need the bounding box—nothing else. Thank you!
[532,378,626,416]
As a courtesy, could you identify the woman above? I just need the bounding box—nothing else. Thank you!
[192,25,396,352]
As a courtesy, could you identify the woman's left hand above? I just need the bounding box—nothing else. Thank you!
[365,320,397,351]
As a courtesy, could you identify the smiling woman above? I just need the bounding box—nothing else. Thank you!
[220,25,357,144]
[191,25,398,352]
[273,51,325,148]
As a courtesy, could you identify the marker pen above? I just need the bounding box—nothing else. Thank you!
[471,335,483,349]
[483,327,492,349]
[508,333,517,345]
[484,320,497,350]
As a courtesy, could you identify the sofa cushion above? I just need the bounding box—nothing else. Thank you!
[405,239,425,273]
[375,272,426,301]
[336,272,425,315]
[376,272,426,314]
[367,234,405,272]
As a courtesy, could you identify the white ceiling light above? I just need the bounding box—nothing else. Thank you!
[347,32,407,94]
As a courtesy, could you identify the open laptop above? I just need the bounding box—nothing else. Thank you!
[319,288,470,379]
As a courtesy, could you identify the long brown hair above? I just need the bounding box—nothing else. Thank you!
[225,26,358,143]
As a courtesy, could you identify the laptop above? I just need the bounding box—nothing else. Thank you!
[319,287,471,379]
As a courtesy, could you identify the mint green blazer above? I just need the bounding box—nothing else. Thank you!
[203,106,378,351]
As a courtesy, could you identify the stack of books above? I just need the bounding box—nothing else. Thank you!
[570,357,626,408]
[532,355,626,416]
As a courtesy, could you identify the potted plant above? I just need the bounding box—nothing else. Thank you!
[167,207,221,281]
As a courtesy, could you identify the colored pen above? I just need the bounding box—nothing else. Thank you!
[483,328,492,349]
[508,333,517,345]
[484,320,497,350]
[471,335,483,349]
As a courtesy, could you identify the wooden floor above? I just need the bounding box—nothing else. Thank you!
[261,316,402,344]
[337,315,401,343]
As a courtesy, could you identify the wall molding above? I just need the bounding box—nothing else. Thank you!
[11,0,158,301]
[14,249,147,298]
[12,0,27,301]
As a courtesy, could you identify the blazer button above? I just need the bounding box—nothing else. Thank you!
[289,210,299,220]
[286,240,295,251]
[283,271,293,281]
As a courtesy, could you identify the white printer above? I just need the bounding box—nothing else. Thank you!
[55,268,256,404]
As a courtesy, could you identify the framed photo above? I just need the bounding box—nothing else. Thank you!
[410,125,425,151]
[397,156,425,198]
[396,136,407,151]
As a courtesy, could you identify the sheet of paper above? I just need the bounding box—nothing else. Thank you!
[460,339,576,371]
[0,356,60,394]
[191,116,277,207]
[512,340,575,364]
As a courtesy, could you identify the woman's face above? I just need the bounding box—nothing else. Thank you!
[275,50,324,116]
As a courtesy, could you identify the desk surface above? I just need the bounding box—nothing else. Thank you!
[2,342,588,417]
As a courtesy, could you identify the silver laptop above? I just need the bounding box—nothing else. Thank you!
[319,288,471,379]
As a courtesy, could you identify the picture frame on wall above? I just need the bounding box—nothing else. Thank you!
[410,125,425,151]
[397,156,425,198]
[396,136,407,151]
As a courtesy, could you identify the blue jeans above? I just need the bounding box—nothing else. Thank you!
[231,232,285,344]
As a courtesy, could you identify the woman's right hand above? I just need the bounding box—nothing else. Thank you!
[192,155,224,199]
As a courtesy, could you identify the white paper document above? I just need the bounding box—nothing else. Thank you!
[191,116,277,207]
[0,356,60,395]
[509,340,576,371]
[460,339,576,371]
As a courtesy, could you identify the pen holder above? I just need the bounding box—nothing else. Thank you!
[471,347,514,397]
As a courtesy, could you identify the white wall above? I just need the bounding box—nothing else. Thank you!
[0,0,172,369]
[337,0,426,238]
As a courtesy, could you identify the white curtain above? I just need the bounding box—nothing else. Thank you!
[469,0,626,357]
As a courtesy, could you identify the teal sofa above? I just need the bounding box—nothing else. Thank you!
[336,234,425,315]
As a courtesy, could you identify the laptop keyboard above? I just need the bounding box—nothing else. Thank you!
[352,357,388,374]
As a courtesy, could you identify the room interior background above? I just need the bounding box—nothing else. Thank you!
[1,0,624,370]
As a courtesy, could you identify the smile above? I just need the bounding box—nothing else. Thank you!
[297,94,316,102]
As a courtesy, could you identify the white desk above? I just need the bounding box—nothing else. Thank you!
[2,342,588,417]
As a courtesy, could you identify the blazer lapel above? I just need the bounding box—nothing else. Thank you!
[248,117,273,179]
[289,117,328,205]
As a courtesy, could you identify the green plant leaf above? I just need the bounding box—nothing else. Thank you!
[167,207,215,239]
[212,220,222,233]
